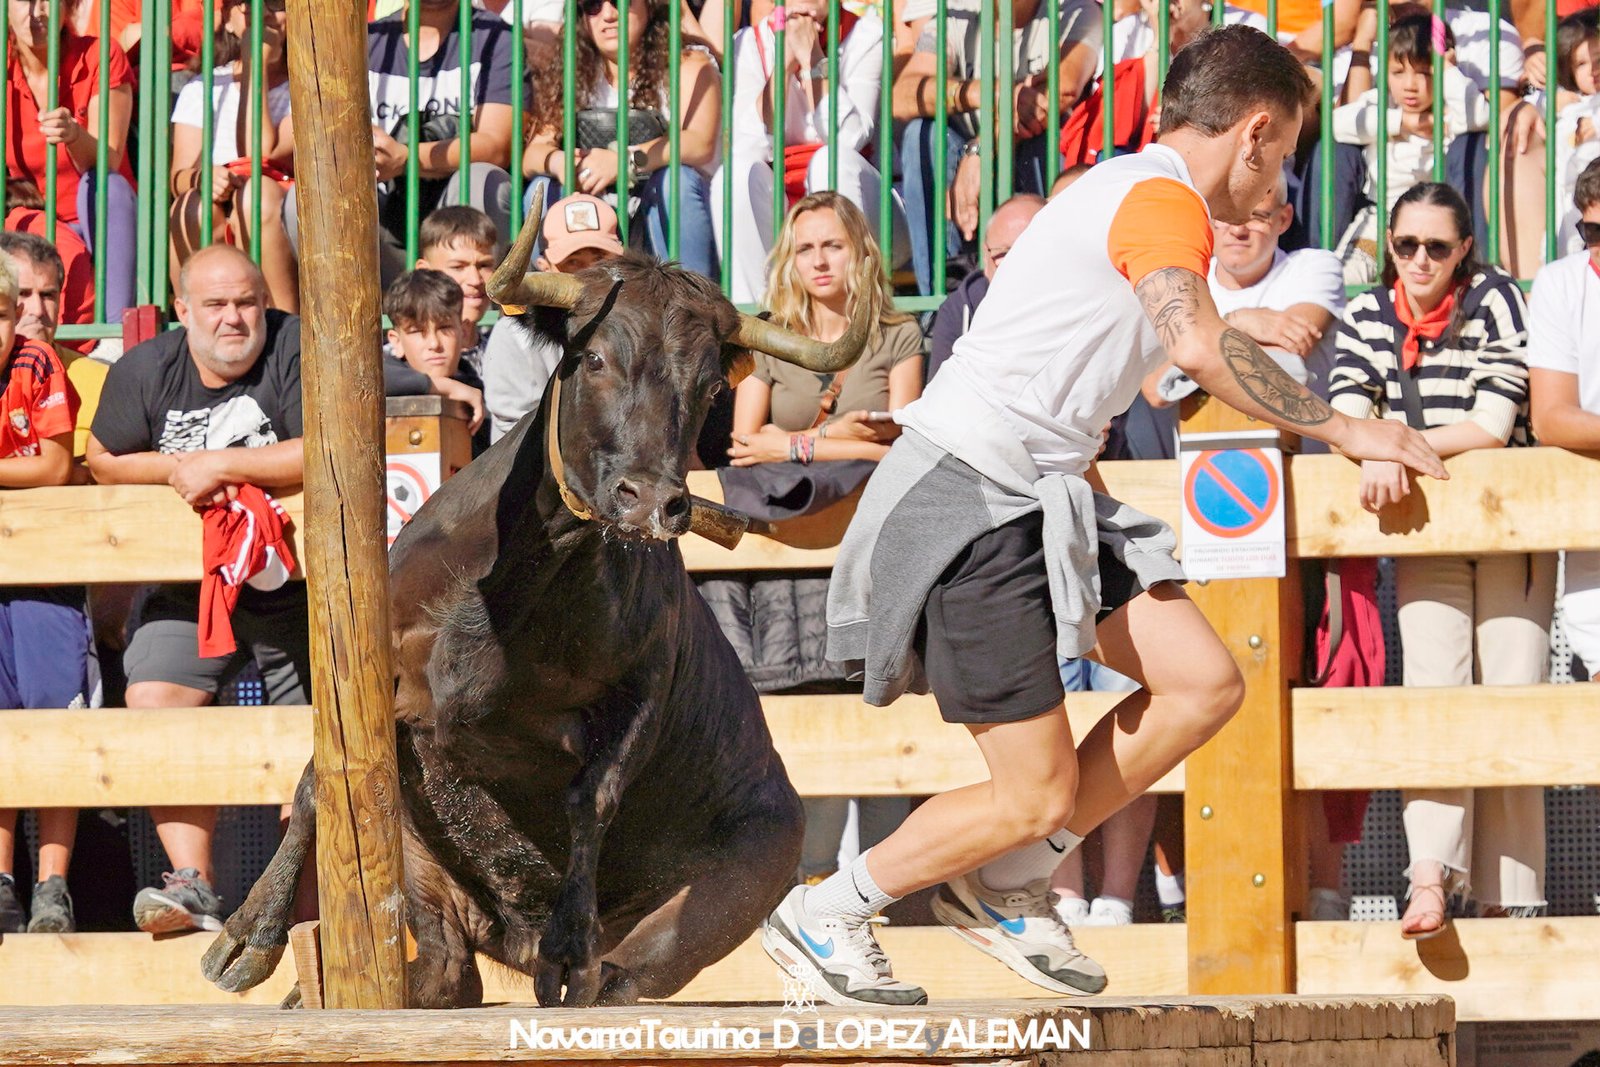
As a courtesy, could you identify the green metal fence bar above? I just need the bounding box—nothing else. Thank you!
[771,0,785,246]
[1046,0,1060,188]
[934,0,949,295]
[249,0,263,262]
[200,0,216,246]
[1319,0,1333,247]
[459,0,472,200]
[877,0,891,270]
[510,0,524,238]
[94,0,111,321]
[44,0,61,241]
[719,0,733,294]
[1544,0,1557,263]
[405,0,422,262]
[564,0,578,192]
[1213,0,1224,28]
[1158,0,1171,84]
[133,0,154,304]
[1486,0,1500,264]
[997,0,1013,200]
[827,0,839,191]
[1376,0,1389,273]
[153,0,173,309]
[1101,0,1114,159]
[617,0,632,227]
[669,0,681,259]
[978,0,994,249]
[1430,0,1444,180]
[1267,0,1277,36]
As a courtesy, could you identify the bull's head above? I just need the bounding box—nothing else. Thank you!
[487,198,872,542]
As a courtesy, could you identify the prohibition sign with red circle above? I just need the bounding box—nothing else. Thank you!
[387,459,432,529]
[1183,448,1281,539]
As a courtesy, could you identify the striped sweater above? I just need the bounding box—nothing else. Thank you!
[1328,270,1533,446]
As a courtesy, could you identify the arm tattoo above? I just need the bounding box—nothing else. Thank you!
[1219,328,1334,427]
[1134,267,1202,351]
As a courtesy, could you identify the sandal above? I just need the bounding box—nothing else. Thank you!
[1400,881,1451,941]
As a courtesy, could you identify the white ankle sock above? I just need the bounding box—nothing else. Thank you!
[805,849,897,924]
[977,829,1085,891]
[1156,869,1186,906]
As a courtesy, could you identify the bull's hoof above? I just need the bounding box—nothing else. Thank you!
[202,927,286,993]
[279,984,304,1010]
[534,954,603,1008]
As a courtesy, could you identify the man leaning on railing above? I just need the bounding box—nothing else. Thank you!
[85,244,307,937]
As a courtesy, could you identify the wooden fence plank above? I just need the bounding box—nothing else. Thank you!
[5,450,1598,586]
[1296,917,1600,1021]
[0,698,1182,809]
[0,925,1188,1007]
[1292,685,1600,789]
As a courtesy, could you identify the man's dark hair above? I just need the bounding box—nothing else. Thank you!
[1388,12,1454,71]
[1576,158,1600,214]
[1159,25,1313,137]
[419,206,500,258]
[384,269,464,330]
[0,231,65,288]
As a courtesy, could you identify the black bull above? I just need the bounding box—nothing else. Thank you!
[199,212,874,1008]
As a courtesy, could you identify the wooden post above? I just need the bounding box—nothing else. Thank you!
[1179,394,1303,995]
[285,0,407,1008]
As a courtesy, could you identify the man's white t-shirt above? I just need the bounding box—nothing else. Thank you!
[900,143,1214,481]
[1208,247,1345,395]
[1526,250,1600,415]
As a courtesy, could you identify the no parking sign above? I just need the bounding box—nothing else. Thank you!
[1179,430,1286,580]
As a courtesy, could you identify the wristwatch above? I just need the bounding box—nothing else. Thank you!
[630,145,650,177]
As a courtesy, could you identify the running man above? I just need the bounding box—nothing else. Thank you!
[761,25,1447,1006]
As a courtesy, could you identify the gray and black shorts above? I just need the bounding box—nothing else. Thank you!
[914,511,1144,726]
[124,584,311,704]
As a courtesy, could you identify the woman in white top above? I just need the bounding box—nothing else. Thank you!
[169,0,298,311]
[712,0,904,305]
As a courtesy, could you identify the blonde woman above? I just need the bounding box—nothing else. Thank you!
[728,191,923,468]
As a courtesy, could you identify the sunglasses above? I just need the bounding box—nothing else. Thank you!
[581,0,641,15]
[1391,236,1460,262]
[1579,221,1600,248]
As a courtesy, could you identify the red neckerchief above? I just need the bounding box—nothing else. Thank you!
[1589,256,1600,281]
[1391,278,1457,372]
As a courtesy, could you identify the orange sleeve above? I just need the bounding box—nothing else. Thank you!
[1106,178,1214,288]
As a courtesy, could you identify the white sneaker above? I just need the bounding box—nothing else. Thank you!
[761,885,928,1007]
[932,872,1108,995]
[1084,897,1133,926]
[1054,895,1090,926]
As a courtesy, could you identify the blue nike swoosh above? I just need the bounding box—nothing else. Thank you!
[797,925,835,959]
[979,899,1028,935]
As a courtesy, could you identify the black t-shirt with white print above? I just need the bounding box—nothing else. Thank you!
[92,311,303,613]
[367,11,517,139]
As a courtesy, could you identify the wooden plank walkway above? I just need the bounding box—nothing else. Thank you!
[0,997,1453,1066]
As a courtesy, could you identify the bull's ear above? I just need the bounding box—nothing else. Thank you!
[723,347,755,388]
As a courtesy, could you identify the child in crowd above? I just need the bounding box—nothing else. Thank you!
[1333,13,1490,283]
[414,207,499,377]
[0,254,89,934]
[382,269,488,455]
[1554,10,1600,255]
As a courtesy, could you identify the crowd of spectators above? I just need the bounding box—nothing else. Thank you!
[1,0,1599,940]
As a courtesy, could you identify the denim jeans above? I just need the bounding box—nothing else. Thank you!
[525,165,719,282]
[898,119,1051,295]
[1059,657,1139,694]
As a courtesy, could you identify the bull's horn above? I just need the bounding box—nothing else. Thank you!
[730,291,873,374]
[487,194,584,311]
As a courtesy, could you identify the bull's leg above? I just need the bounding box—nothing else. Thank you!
[406,898,485,1008]
[202,760,315,993]
[594,775,804,1005]
[536,702,663,1008]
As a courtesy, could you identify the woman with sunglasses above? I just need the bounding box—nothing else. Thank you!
[523,0,721,279]
[1328,181,1554,942]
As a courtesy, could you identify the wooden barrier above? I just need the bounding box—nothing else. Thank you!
[0,996,1454,1067]
[1,429,1598,1017]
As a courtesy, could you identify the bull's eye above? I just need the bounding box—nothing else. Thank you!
[703,379,725,402]
[582,350,605,373]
